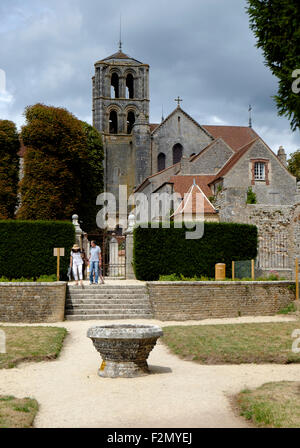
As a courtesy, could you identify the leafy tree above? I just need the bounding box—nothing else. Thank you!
[247,0,300,131]
[78,122,104,232]
[287,148,300,180]
[0,120,20,218]
[18,104,88,220]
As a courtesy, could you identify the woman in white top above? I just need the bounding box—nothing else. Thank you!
[70,244,84,287]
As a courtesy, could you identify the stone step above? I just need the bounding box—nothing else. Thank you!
[66,310,153,316]
[66,300,150,306]
[66,303,152,310]
[67,290,148,297]
[67,294,149,301]
[65,314,153,321]
[68,285,147,291]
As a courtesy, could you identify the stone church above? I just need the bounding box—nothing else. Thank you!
[92,47,300,278]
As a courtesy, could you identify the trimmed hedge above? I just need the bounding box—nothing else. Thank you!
[0,220,75,279]
[133,222,258,281]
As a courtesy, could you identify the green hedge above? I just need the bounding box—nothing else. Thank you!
[0,220,75,280]
[133,222,258,281]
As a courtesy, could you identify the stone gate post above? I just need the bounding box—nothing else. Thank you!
[124,213,136,279]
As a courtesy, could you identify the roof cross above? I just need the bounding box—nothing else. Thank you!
[175,96,183,107]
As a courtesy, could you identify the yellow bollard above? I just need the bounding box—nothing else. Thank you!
[215,263,226,280]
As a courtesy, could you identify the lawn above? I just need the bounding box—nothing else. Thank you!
[0,395,38,428]
[0,326,67,369]
[162,321,300,364]
[236,381,300,428]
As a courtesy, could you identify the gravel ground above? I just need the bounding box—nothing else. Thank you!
[0,314,299,428]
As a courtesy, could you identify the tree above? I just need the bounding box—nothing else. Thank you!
[247,0,300,131]
[0,120,20,218]
[78,122,104,232]
[18,104,88,220]
[287,148,300,180]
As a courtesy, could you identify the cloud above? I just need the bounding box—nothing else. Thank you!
[0,0,298,154]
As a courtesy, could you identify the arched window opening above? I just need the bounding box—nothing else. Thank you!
[111,73,119,98]
[127,111,135,134]
[109,110,118,134]
[157,153,166,172]
[126,74,134,99]
[172,143,183,164]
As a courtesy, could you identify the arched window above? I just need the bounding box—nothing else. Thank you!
[109,110,118,134]
[111,73,119,98]
[172,143,183,164]
[127,111,135,134]
[157,153,166,172]
[126,74,134,98]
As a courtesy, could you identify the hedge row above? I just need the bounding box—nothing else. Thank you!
[0,220,75,279]
[133,222,258,281]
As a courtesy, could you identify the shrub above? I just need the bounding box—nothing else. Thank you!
[133,222,258,280]
[0,220,75,279]
[246,187,257,204]
[0,120,20,218]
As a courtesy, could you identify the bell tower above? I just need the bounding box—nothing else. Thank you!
[92,48,151,204]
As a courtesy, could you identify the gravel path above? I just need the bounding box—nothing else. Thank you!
[0,315,299,428]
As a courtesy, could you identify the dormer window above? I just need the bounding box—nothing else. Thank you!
[254,162,265,180]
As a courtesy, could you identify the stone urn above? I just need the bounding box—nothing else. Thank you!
[87,324,163,378]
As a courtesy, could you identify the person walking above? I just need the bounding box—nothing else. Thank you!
[89,240,104,285]
[70,244,84,287]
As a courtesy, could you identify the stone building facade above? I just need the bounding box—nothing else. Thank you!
[92,48,299,277]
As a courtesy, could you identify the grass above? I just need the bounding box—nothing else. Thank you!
[236,381,300,428]
[158,273,287,281]
[162,321,300,364]
[278,302,297,314]
[0,274,57,282]
[0,326,67,369]
[0,395,39,428]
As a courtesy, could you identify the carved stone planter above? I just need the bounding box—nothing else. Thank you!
[87,324,163,378]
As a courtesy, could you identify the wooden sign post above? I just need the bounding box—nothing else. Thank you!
[53,248,65,281]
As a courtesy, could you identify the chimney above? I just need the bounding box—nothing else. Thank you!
[277,146,287,166]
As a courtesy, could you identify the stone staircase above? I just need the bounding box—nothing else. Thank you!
[65,284,153,320]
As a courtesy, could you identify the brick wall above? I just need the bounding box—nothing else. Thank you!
[147,281,295,321]
[0,282,67,323]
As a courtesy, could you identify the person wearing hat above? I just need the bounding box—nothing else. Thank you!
[70,244,84,287]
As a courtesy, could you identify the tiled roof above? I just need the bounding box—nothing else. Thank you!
[150,123,159,132]
[172,181,217,216]
[96,51,143,64]
[202,125,259,152]
[169,175,215,198]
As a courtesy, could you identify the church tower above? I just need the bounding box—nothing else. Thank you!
[92,48,151,206]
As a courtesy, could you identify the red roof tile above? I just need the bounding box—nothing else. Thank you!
[169,175,215,198]
[172,182,217,216]
[201,125,259,152]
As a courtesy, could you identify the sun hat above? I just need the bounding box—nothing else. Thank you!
[72,244,80,250]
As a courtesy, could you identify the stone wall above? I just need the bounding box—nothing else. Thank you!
[147,281,295,321]
[0,282,67,323]
[217,203,300,277]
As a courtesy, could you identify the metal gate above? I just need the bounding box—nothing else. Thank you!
[101,232,126,278]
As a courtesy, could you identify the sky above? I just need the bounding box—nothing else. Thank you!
[0,0,299,156]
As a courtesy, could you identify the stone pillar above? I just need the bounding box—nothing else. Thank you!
[72,214,84,248]
[124,213,136,279]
